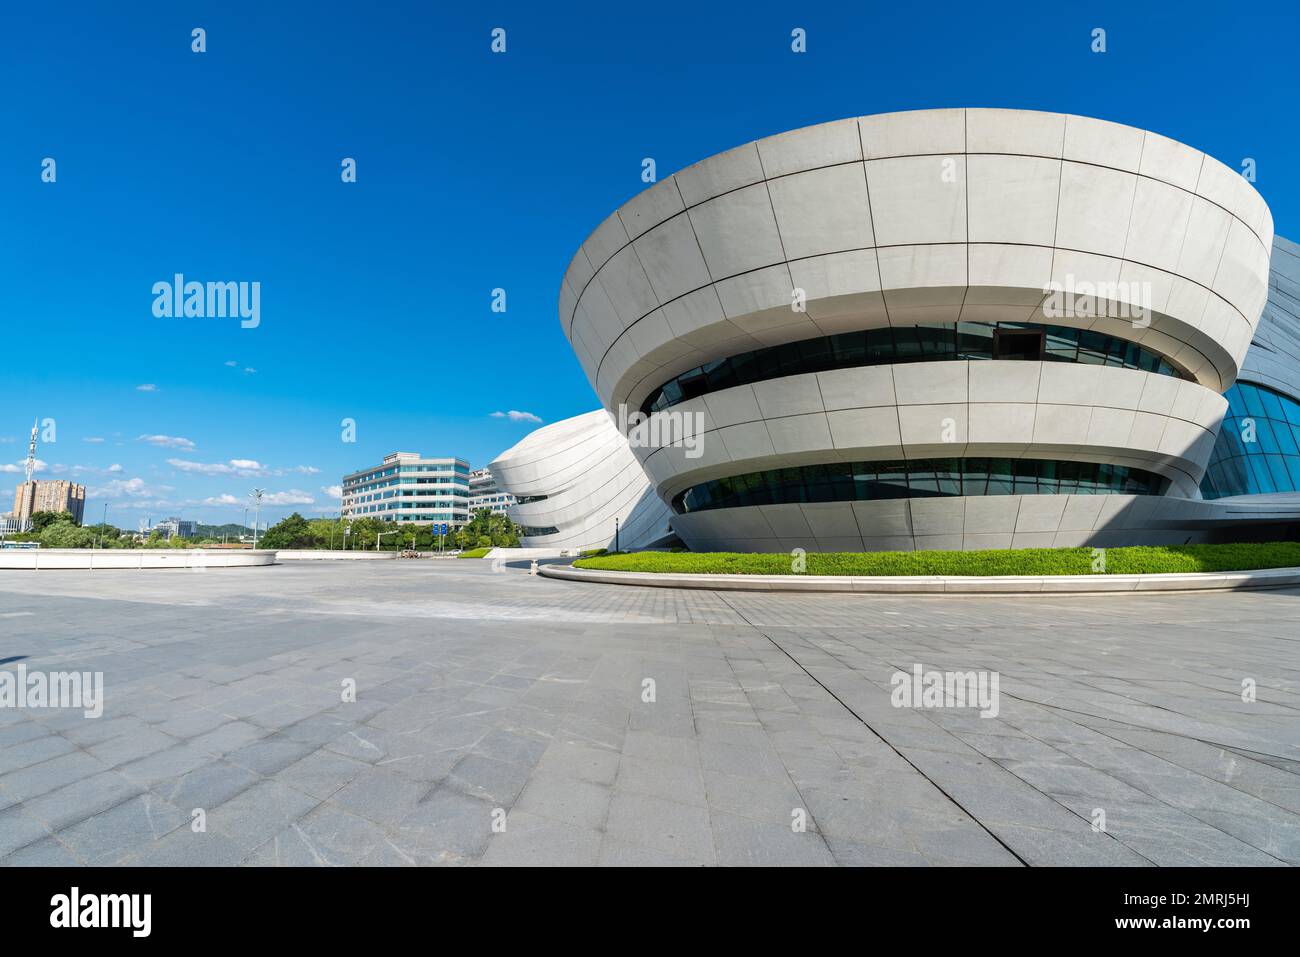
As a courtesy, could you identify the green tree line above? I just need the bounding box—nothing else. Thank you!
[258,509,520,550]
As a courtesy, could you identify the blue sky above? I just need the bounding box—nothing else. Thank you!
[2,0,1298,527]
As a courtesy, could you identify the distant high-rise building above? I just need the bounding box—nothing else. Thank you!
[12,479,86,525]
[150,517,197,539]
[468,468,515,517]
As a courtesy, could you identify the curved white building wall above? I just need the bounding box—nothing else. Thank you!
[559,109,1283,551]
[488,410,674,551]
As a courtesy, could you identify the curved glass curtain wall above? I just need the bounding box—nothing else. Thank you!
[672,458,1166,515]
[1201,381,1300,498]
[642,322,1187,416]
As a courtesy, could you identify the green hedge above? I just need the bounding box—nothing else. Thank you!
[572,542,1300,577]
[458,547,493,559]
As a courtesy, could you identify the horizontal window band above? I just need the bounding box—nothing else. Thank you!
[642,322,1186,417]
[672,457,1166,515]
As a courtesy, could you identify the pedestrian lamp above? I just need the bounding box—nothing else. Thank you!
[614,516,620,553]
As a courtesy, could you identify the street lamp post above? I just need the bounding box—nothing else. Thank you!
[250,489,264,549]
[614,517,620,553]
[97,503,108,550]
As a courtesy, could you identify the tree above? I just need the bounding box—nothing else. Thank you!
[30,510,75,532]
[39,522,97,548]
[259,512,314,549]
[456,508,520,548]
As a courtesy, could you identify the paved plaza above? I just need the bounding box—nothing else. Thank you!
[0,560,1297,866]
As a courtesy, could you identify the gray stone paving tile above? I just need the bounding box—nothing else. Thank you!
[151,760,261,812]
[710,811,836,866]
[472,728,551,768]
[277,750,370,800]
[224,737,318,776]
[597,836,702,866]
[536,739,621,786]
[123,826,247,866]
[0,734,77,775]
[0,750,108,802]
[0,722,53,751]
[389,786,495,865]
[445,754,531,806]
[824,838,933,866]
[329,767,427,826]
[513,771,612,830]
[87,727,181,767]
[479,810,602,867]
[117,744,214,787]
[990,820,1154,866]
[703,767,807,826]
[244,804,390,866]
[0,806,51,858]
[1053,796,1287,867]
[605,791,716,864]
[189,721,268,756]
[614,755,708,807]
[57,793,188,864]
[0,835,80,866]
[22,770,144,830]
[206,781,321,852]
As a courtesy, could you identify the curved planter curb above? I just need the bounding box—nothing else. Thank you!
[0,549,279,570]
[540,563,1300,595]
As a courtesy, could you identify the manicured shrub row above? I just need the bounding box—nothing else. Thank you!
[457,547,493,559]
[572,542,1300,576]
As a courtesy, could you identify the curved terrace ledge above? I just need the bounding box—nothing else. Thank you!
[539,561,1300,595]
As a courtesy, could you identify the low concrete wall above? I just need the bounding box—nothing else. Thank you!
[540,563,1300,595]
[0,549,278,570]
[274,550,398,561]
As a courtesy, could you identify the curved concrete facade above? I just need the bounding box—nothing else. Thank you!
[1238,235,1300,399]
[557,109,1300,552]
[488,410,674,551]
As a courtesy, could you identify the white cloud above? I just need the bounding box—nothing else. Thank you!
[168,458,270,477]
[294,465,321,475]
[244,367,257,374]
[224,360,238,367]
[138,434,196,451]
[136,383,158,392]
[262,489,315,505]
[0,458,48,474]
[205,489,314,507]
[491,410,543,424]
[322,485,342,499]
[88,477,170,499]
[83,437,105,443]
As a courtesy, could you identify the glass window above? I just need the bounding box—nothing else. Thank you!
[672,458,1165,514]
[640,322,1184,416]
[1201,381,1300,499]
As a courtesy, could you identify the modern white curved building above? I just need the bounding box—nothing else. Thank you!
[488,410,674,551]
[550,108,1300,551]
